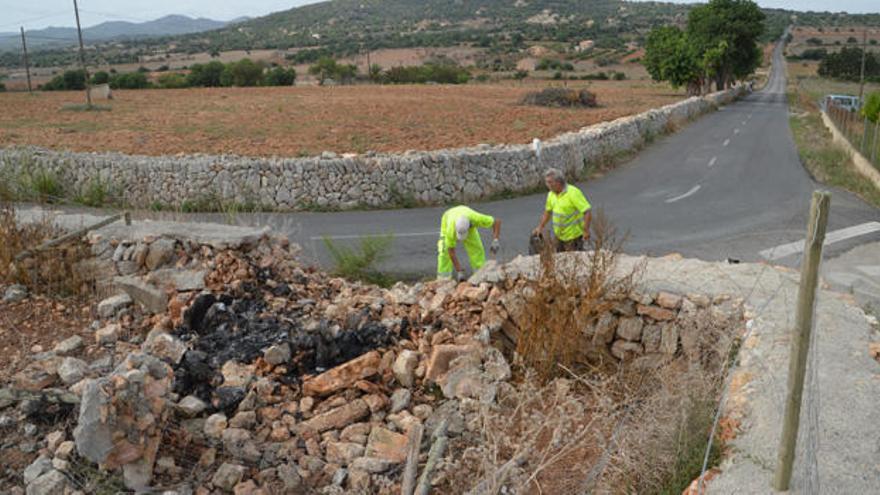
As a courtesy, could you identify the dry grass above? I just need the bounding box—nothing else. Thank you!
[0,203,95,298]
[516,212,641,381]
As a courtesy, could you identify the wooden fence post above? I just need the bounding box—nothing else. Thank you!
[772,190,831,491]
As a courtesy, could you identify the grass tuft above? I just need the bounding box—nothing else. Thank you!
[322,233,395,287]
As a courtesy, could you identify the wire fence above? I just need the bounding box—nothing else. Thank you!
[825,103,880,169]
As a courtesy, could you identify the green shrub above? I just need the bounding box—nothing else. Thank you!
[157,73,190,89]
[264,66,296,86]
[225,58,264,87]
[187,61,226,87]
[26,168,64,202]
[109,72,150,89]
[42,69,86,91]
[75,177,112,207]
[382,63,470,84]
[323,234,395,287]
[91,71,110,85]
[522,88,598,108]
[862,92,880,123]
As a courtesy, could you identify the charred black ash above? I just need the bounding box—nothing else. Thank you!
[171,286,406,413]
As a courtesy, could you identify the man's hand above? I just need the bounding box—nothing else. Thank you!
[532,227,542,237]
[490,239,500,255]
[456,271,467,282]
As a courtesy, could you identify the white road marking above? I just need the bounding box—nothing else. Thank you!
[759,222,880,261]
[708,156,718,167]
[723,138,730,147]
[311,231,438,241]
[742,120,747,125]
[665,185,701,204]
[734,128,740,135]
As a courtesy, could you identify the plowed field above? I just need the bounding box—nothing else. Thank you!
[0,81,685,157]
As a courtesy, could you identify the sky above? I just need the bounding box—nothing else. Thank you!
[0,0,877,32]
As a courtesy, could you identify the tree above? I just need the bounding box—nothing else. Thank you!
[862,92,880,123]
[368,63,383,82]
[643,26,702,95]
[225,59,264,86]
[187,61,226,87]
[264,66,296,86]
[309,57,339,85]
[686,0,765,89]
[819,47,878,81]
[91,71,110,85]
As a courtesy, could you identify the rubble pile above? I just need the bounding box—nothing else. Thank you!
[1,226,744,494]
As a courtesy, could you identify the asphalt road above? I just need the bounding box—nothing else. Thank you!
[163,40,876,277]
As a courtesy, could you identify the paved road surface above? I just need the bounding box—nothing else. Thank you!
[158,40,877,281]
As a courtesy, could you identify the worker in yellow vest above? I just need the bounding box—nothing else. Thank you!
[532,168,592,252]
[437,205,502,281]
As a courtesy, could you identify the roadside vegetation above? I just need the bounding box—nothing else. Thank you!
[787,67,880,208]
[322,234,396,287]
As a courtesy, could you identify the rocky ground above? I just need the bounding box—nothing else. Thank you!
[0,213,756,495]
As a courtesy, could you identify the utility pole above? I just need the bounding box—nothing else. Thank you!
[772,190,831,491]
[73,0,92,108]
[858,28,867,105]
[20,27,32,94]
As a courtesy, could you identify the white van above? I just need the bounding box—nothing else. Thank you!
[824,94,860,112]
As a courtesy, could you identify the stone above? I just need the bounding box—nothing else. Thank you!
[26,469,70,495]
[95,324,120,344]
[221,361,256,388]
[350,457,395,474]
[233,480,262,495]
[364,426,408,463]
[616,317,644,342]
[637,304,676,321]
[204,413,228,438]
[145,238,177,271]
[441,365,497,404]
[656,292,682,310]
[276,463,302,491]
[661,324,680,355]
[3,284,27,303]
[302,351,381,397]
[222,429,261,463]
[389,388,411,414]
[23,456,52,485]
[177,395,207,417]
[212,462,246,491]
[300,399,370,433]
[591,313,617,345]
[348,468,371,491]
[263,344,291,366]
[610,340,643,361]
[97,294,133,319]
[229,411,257,429]
[144,332,188,365]
[642,325,662,353]
[45,431,65,453]
[58,357,87,386]
[392,350,419,388]
[114,276,168,314]
[425,344,477,382]
[332,467,348,487]
[148,269,206,292]
[55,441,75,460]
[53,335,83,355]
[412,404,433,420]
[74,379,113,464]
[325,442,365,466]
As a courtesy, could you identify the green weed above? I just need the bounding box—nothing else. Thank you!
[322,233,395,287]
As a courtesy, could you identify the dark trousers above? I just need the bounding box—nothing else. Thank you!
[555,237,584,252]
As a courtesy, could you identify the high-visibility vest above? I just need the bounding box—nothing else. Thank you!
[545,185,591,241]
[440,205,495,248]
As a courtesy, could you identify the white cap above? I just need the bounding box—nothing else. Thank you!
[454,216,471,241]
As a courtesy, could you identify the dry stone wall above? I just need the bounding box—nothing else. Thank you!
[0,87,745,211]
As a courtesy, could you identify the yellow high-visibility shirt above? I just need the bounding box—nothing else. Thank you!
[440,205,495,248]
[545,185,591,241]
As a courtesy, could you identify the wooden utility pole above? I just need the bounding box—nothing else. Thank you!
[20,27,32,94]
[773,190,831,491]
[858,29,867,105]
[73,0,92,108]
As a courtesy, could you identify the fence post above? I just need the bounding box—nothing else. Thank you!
[872,120,879,165]
[772,190,831,491]
[861,115,869,154]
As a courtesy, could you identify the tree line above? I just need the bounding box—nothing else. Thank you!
[817,47,880,83]
[643,0,766,95]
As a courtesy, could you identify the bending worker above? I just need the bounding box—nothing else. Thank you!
[532,168,592,252]
[438,205,501,281]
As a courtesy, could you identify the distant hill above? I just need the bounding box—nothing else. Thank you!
[0,14,247,51]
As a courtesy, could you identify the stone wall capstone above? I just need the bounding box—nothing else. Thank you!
[0,86,746,211]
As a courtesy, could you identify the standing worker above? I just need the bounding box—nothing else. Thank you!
[437,205,501,281]
[532,168,592,252]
